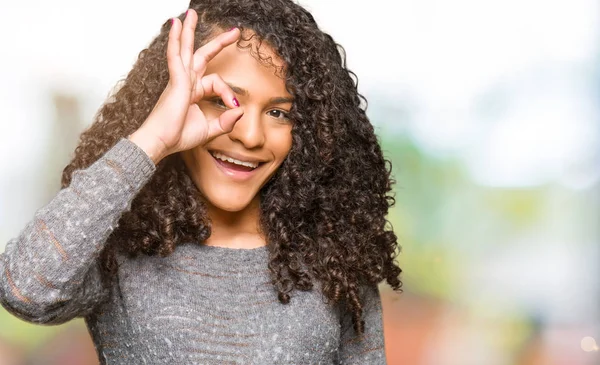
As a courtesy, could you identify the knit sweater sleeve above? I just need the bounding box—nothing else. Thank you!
[0,138,156,325]
[338,284,387,364]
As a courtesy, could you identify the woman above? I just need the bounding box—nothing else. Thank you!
[0,0,402,363]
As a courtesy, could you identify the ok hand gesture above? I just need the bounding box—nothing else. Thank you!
[129,9,243,164]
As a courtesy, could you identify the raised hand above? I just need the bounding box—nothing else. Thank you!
[129,9,243,164]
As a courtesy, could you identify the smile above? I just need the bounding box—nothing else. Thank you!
[211,151,260,168]
[209,150,266,180]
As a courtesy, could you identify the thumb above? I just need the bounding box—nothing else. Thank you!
[205,107,244,142]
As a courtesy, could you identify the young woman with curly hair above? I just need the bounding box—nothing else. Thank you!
[0,0,402,363]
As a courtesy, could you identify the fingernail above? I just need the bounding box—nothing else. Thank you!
[229,27,237,32]
[186,10,189,17]
[232,97,240,107]
[171,18,175,25]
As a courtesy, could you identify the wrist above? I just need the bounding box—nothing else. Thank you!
[127,131,167,165]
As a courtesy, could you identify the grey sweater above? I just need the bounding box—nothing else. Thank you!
[0,138,387,364]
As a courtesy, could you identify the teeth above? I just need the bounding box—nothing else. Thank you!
[211,151,259,169]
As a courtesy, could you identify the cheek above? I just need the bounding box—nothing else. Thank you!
[269,127,293,163]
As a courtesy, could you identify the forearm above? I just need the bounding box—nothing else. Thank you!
[0,138,156,323]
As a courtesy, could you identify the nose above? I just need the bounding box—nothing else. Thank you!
[227,109,265,149]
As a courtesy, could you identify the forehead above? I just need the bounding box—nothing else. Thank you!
[204,31,290,97]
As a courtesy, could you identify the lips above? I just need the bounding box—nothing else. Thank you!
[209,150,265,167]
[209,152,266,180]
[215,157,255,172]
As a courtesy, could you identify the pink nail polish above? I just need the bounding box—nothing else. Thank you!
[171,18,175,25]
[232,97,240,107]
[229,27,237,32]
[186,10,189,17]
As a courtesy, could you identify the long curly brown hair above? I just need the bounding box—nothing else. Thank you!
[61,0,402,337]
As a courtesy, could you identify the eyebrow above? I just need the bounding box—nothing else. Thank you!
[226,82,294,105]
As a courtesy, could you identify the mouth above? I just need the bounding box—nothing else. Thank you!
[209,150,267,179]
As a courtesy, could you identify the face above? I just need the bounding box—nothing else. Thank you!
[180,32,293,213]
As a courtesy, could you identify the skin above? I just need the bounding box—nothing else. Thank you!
[180,33,294,249]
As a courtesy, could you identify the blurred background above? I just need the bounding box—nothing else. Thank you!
[0,0,598,364]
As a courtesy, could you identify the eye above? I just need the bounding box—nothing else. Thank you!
[268,109,290,121]
[210,97,227,109]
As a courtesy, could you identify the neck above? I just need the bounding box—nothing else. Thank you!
[203,195,266,248]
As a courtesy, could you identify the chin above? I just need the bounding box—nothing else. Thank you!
[200,185,259,213]
[207,197,254,212]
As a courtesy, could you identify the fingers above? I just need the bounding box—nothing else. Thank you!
[166,10,198,83]
[195,73,239,109]
[193,28,240,76]
[196,73,244,143]
[166,17,185,81]
[180,10,198,72]
[205,108,245,143]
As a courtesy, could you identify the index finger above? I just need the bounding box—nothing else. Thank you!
[193,28,240,76]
